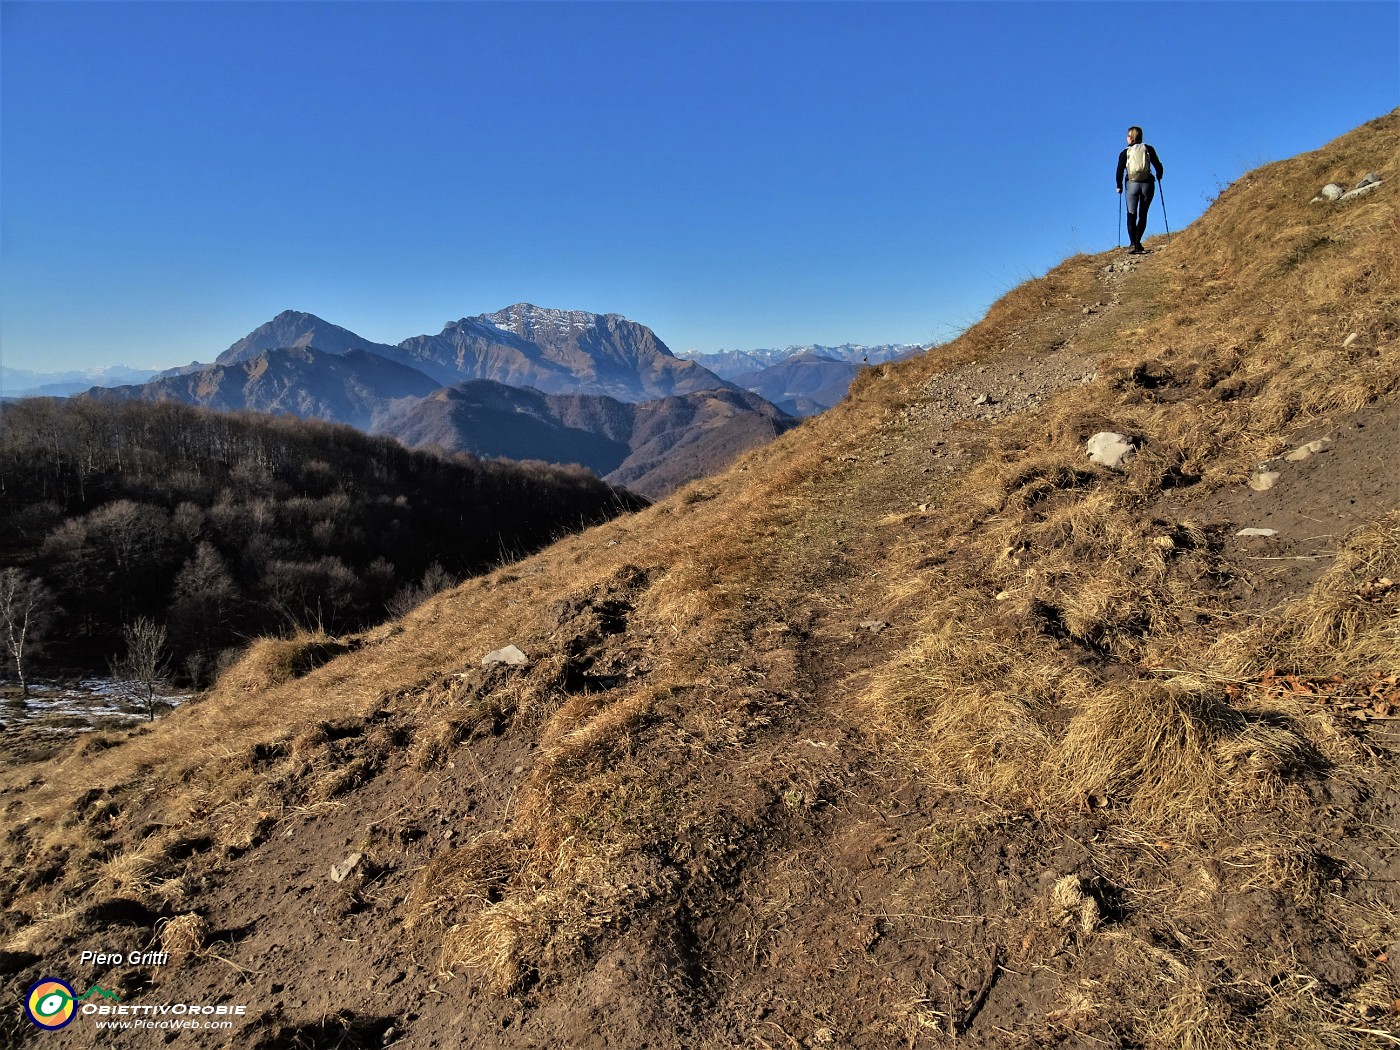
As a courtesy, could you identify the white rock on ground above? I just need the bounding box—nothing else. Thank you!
[1285,438,1332,462]
[1086,432,1136,470]
[482,644,529,667]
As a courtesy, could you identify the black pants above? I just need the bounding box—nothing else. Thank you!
[1125,180,1155,248]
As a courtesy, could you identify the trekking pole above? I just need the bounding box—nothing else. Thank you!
[1158,178,1171,240]
[1118,188,1123,248]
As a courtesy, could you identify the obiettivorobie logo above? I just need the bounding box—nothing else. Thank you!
[23,978,248,1033]
[24,979,120,1030]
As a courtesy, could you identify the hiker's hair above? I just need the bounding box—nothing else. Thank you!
[1127,126,1143,143]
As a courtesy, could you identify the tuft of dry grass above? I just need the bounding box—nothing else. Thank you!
[223,631,352,692]
[409,830,524,921]
[1281,514,1400,668]
[93,844,161,897]
[158,912,209,958]
[1050,680,1318,827]
[856,610,1069,805]
[1210,512,1400,680]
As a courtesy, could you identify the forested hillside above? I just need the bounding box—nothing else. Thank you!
[0,399,644,681]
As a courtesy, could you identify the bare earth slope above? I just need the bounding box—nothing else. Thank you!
[2,113,1397,1049]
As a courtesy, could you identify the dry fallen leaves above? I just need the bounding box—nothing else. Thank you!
[1355,576,1395,602]
[1224,671,1400,720]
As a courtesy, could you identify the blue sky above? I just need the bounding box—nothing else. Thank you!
[2,1,1397,373]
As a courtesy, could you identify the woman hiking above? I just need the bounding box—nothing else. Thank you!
[1116,126,1164,254]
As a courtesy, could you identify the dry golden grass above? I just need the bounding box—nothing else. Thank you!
[158,912,210,959]
[1051,680,1318,824]
[223,630,353,692]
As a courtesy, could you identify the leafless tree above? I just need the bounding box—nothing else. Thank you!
[111,616,170,721]
[0,568,55,700]
[386,562,458,619]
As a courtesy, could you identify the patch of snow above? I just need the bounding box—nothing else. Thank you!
[3,678,193,729]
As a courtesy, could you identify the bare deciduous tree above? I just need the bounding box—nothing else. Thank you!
[386,562,459,619]
[111,617,169,721]
[0,568,55,700]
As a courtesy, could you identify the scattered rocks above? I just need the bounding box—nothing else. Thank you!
[1085,432,1136,471]
[482,644,528,667]
[1312,173,1384,204]
[904,351,1102,427]
[1285,438,1332,462]
[1101,257,1143,279]
[1248,470,1282,492]
[1339,173,1384,202]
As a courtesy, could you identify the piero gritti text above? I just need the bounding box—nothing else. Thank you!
[79,949,170,966]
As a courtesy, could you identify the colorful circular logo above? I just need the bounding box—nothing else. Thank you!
[25,978,77,1030]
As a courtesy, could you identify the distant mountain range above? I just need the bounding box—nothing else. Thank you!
[679,343,922,379]
[25,309,919,494]
[86,346,443,431]
[679,343,923,415]
[78,306,795,498]
[217,305,731,401]
[1,363,162,398]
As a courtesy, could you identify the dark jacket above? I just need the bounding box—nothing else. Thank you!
[1116,145,1164,189]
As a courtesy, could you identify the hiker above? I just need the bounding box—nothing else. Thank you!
[1116,126,1164,254]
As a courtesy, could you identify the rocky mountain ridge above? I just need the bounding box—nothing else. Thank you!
[70,305,791,497]
[682,342,925,415]
[87,345,442,431]
[213,304,734,403]
[83,341,794,498]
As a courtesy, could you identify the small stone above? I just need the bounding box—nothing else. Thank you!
[859,620,890,633]
[1235,528,1278,537]
[1316,183,1346,201]
[1284,438,1332,462]
[330,852,362,883]
[1086,432,1136,470]
[1249,471,1281,492]
[1343,332,1360,348]
[1338,181,1383,202]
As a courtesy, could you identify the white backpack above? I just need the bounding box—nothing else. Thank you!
[1125,143,1151,181]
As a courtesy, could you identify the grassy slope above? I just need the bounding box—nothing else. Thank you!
[2,112,1397,1048]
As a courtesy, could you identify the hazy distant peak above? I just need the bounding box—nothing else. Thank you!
[217,311,402,366]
